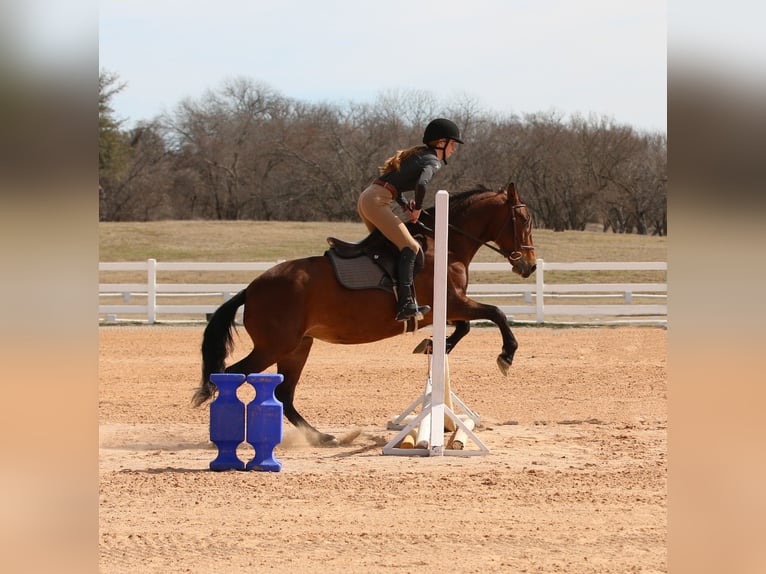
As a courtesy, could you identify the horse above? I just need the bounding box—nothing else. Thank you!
[192,182,536,446]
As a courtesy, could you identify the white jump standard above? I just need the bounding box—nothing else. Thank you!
[382,190,490,457]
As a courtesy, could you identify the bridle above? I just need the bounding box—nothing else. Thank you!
[418,201,534,264]
[493,202,536,262]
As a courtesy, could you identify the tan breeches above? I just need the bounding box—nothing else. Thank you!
[357,184,420,253]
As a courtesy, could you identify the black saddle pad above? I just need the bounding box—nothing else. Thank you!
[325,225,428,292]
[325,249,393,292]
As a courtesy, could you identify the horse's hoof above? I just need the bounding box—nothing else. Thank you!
[412,338,433,354]
[496,355,512,376]
[318,433,339,447]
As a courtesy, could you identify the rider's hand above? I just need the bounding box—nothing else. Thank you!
[409,208,421,223]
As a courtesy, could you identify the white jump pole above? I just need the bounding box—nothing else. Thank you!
[428,190,450,455]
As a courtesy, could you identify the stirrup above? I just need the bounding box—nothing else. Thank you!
[396,302,431,322]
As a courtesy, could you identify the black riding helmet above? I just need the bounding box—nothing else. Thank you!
[422,118,464,145]
[422,118,464,164]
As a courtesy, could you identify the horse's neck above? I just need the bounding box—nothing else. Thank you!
[449,204,499,263]
[447,218,487,265]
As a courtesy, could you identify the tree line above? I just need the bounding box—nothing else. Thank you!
[99,72,666,235]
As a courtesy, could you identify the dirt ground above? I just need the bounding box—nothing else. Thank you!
[99,325,666,573]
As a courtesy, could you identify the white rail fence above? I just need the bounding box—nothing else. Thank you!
[99,258,667,326]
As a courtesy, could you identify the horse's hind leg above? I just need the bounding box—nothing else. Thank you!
[276,336,338,447]
[446,320,471,353]
[224,350,272,377]
[412,320,471,354]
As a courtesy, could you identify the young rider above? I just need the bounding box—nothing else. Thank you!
[357,118,463,321]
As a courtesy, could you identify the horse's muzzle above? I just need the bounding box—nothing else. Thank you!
[512,262,536,278]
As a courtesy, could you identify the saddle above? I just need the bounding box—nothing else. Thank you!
[325,224,427,293]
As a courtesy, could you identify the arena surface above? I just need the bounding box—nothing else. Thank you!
[99,325,666,573]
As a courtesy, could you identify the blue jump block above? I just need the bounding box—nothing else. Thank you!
[245,374,284,472]
[209,373,247,471]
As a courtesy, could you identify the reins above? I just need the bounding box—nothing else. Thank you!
[417,203,534,262]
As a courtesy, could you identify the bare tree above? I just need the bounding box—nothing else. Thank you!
[100,120,176,221]
[163,78,289,220]
[514,112,596,231]
[98,73,665,233]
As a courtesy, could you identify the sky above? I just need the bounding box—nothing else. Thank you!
[97,0,667,133]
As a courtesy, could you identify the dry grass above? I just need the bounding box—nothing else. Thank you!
[99,220,367,261]
[99,220,667,284]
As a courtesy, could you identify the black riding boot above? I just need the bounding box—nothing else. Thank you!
[395,247,431,321]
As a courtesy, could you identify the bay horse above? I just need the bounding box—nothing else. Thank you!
[192,182,536,445]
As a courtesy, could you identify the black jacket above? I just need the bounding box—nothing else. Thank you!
[375,147,442,210]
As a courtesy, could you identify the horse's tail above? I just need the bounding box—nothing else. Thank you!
[191,289,247,407]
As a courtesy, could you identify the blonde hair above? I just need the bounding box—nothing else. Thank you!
[378,145,428,175]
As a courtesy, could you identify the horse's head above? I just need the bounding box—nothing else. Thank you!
[496,182,536,278]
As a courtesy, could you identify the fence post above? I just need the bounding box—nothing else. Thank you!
[147,258,157,324]
[535,258,545,323]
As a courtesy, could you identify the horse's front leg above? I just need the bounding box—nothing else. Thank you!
[450,299,518,376]
[489,306,519,375]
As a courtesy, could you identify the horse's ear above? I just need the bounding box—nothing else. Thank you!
[505,181,520,203]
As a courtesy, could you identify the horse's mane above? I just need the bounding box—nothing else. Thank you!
[423,184,500,218]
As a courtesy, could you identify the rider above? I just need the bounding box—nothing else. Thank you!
[357,118,464,321]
